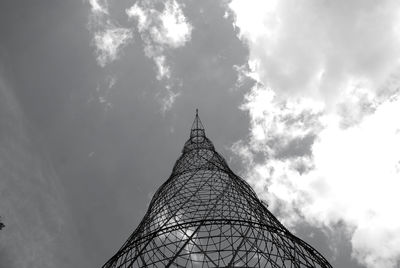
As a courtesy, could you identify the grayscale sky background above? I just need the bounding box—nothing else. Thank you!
[1,0,400,267]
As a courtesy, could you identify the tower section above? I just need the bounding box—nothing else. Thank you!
[102,111,332,268]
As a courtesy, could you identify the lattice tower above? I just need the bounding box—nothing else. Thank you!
[102,110,332,268]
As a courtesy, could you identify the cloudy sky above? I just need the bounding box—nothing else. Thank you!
[1,0,400,267]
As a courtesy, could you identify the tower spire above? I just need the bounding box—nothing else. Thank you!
[195,108,199,129]
[190,109,205,142]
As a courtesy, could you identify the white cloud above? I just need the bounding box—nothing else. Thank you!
[158,0,193,48]
[230,1,400,267]
[158,85,181,115]
[86,0,191,113]
[126,0,192,82]
[93,27,133,67]
[230,0,400,107]
[126,0,192,112]
[153,55,171,80]
[235,90,400,268]
[88,0,108,15]
[86,0,133,110]
[87,0,133,67]
[126,0,192,52]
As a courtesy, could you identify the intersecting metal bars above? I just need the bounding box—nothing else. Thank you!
[102,112,332,268]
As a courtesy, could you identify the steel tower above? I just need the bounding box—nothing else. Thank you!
[102,110,332,268]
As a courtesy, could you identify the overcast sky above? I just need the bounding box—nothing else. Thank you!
[0,0,399,267]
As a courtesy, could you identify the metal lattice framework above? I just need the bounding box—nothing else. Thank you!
[103,111,332,268]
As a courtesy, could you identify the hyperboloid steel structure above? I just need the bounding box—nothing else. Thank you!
[102,111,332,268]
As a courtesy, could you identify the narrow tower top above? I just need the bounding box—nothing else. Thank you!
[190,109,205,142]
[183,109,215,153]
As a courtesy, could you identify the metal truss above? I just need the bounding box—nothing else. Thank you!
[102,110,332,268]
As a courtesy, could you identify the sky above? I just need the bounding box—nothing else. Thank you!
[0,0,399,267]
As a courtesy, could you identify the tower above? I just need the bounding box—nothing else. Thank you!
[102,111,332,268]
